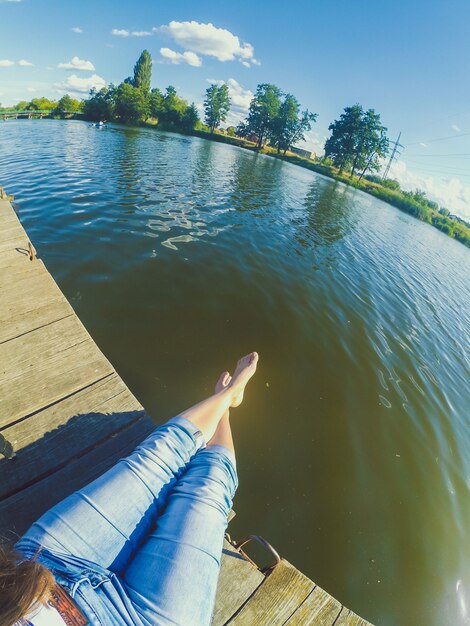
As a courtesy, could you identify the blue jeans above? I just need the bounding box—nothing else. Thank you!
[15,416,238,626]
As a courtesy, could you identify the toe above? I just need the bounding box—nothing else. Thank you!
[217,371,228,385]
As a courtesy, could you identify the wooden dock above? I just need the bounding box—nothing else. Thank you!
[0,188,373,625]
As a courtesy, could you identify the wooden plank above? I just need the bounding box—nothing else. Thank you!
[0,416,154,537]
[228,560,315,625]
[0,223,24,244]
[284,585,342,626]
[0,315,91,380]
[0,374,145,499]
[334,607,374,626]
[0,299,73,344]
[0,210,21,226]
[0,245,36,269]
[0,337,114,428]
[0,257,45,285]
[1,268,65,317]
[212,540,265,626]
[0,233,29,254]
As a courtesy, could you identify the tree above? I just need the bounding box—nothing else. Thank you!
[132,50,152,93]
[242,83,282,148]
[28,97,57,111]
[114,83,150,123]
[83,86,115,121]
[324,104,388,177]
[353,109,388,179]
[160,86,189,125]
[54,94,82,117]
[15,100,30,111]
[270,94,317,154]
[204,83,231,133]
[324,104,364,173]
[181,102,200,130]
[226,126,236,137]
[149,87,164,118]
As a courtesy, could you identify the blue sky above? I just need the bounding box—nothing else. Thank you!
[2,0,470,219]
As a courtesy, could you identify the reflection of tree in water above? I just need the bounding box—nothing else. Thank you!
[114,127,142,199]
[229,152,285,213]
[189,139,219,195]
[295,179,356,248]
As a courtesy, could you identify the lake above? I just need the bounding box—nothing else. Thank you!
[1,120,469,626]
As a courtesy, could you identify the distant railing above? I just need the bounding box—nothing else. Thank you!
[0,110,84,118]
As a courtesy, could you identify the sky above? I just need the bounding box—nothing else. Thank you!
[2,0,470,220]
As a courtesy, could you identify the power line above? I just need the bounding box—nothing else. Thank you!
[383,132,403,180]
[407,131,470,146]
[405,153,470,158]
[396,164,470,179]
[404,163,470,172]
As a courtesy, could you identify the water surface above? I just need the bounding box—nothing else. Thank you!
[1,120,469,626]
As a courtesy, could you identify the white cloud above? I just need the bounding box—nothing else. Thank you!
[58,56,95,71]
[452,124,461,132]
[26,87,36,92]
[0,0,22,3]
[157,21,256,63]
[0,59,14,67]
[226,78,252,113]
[159,47,202,67]
[57,73,106,94]
[111,28,151,37]
[71,26,83,33]
[419,142,427,148]
[390,159,470,220]
[18,59,34,66]
[241,61,250,68]
[299,131,325,156]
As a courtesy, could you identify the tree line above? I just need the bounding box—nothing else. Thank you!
[3,49,469,247]
[1,95,83,116]
[54,51,391,180]
[3,49,388,181]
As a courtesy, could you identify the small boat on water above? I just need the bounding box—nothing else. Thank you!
[91,121,106,128]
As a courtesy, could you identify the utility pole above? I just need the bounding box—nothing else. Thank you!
[382,132,404,180]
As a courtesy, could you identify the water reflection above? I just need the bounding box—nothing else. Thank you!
[229,151,285,213]
[299,179,355,246]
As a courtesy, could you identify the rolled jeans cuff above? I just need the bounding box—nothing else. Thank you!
[165,415,207,451]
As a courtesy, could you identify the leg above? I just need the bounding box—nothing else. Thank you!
[122,371,239,626]
[205,371,235,457]
[16,415,205,574]
[123,443,238,626]
[16,353,257,576]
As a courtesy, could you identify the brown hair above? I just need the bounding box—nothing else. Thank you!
[0,543,55,626]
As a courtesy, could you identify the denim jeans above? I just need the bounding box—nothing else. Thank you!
[15,416,238,626]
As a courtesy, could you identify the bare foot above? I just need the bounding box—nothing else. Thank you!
[215,371,232,394]
[227,352,259,407]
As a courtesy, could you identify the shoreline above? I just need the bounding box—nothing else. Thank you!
[180,126,470,249]
[6,116,470,249]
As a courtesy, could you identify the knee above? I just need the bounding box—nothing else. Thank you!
[194,445,238,500]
